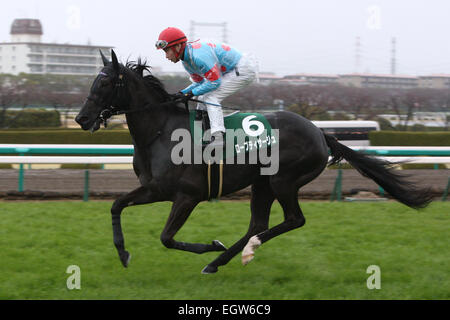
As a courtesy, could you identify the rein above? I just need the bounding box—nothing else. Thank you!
[91,71,184,128]
[97,100,187,129]
[92,70,238,129]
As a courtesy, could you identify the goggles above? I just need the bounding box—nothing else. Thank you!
[155,40,169,50]
[155,36,187,50]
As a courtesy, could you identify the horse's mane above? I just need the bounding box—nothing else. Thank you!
[124,58,170,100]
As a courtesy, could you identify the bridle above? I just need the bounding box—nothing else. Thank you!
[85,71,132,128]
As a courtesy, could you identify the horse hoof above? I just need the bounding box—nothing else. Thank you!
[201,265,218,274]
[212,240,227,251]
[242,254,254,265]
[120,251,131,268]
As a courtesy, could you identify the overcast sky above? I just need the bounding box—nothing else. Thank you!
[1,0,449,76]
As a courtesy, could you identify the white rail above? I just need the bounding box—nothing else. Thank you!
[0,156,449,164]
[342,157,450,164]
[0,156,133,164]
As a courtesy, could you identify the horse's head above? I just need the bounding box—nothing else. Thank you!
[75,49,129,132]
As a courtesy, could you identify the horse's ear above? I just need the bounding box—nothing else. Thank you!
[100,50,109,66]
[111,50,120,72]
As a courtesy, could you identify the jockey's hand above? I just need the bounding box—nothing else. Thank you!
[171,91,194,103]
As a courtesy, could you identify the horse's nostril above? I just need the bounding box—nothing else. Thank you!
[75,115,89,125]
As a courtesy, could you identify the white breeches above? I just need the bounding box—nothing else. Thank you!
[197,53,259,134]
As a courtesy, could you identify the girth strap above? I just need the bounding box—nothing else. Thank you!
[207,160,224,201]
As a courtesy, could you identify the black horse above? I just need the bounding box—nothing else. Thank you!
[75,50,432,274]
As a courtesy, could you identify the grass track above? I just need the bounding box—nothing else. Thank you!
[0,200,449,300]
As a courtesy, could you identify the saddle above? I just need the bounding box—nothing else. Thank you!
[194,109,240,144]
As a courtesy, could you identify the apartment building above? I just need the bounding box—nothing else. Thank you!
[274,73,450,90]
[0,19,113,76]
[338,73,419,89]
[418,74,450,89]
[281,73,340,86]
[258,72,284,85]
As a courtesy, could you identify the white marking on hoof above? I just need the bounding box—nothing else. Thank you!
[242,235,261,265]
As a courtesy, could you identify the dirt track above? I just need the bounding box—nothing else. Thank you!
[0,168,447,200]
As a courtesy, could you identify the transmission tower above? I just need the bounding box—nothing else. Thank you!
[189,21,228,42]
[391,37,397,75]
[354,36,361,73]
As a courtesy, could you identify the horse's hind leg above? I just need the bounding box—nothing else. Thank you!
[242,187,305,265]
[111,186,160,268]
[159,194,227,254]
[202,177,275,274]
[241,160,327,265]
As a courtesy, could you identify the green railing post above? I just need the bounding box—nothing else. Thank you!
[18,153,24,192]
[331,166,343,202]
[442,177,450,202]
[336,167,342,201]
[83,167,90,202]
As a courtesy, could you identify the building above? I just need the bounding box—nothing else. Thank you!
[262,72,450,90]
[258,72,283,86]
[282,73,340,86]
[377,112,449,128]
[418,74,450,89]
[338,73,418,89]
[0,19,113,75]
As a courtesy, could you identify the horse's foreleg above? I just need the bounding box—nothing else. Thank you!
[111,186,159,268]
[160,194,227,254]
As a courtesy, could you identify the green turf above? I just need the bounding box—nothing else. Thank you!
[0,200,448,300]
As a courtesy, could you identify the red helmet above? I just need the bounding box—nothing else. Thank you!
[155,27,187,50]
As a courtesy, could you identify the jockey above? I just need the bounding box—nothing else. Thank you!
[156,27,258,147]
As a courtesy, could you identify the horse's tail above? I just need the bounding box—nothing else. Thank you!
[324,134,433,209]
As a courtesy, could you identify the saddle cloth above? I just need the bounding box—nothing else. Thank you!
[189,110,276,156]
[189,110,277,201]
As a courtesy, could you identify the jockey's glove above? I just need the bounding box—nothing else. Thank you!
[171,91,194,103]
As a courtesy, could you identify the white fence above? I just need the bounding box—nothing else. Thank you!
[0,156,449,165]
